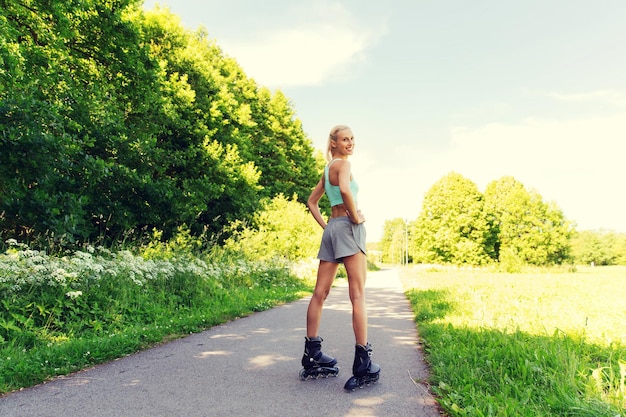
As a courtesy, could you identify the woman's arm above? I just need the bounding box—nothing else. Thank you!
[307,177,327,229]
[337,161,362,224]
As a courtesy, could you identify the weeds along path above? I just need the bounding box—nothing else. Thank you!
[0,269,441,417]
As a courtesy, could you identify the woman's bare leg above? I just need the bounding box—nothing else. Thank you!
[343,251,368,345]
[306,260,339,337]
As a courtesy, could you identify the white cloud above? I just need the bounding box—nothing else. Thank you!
[448,115,625,183]
[219,3,387,87]
[546,90,626,106]
[446,113,626,231]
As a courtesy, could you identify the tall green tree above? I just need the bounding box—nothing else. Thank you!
[245,89,319,203]
[413,172,490,265]
[484,176,573,267]
[0,0,158,241]
[136,8,264,238]
[1,2,320,245]
[138,7,318,235]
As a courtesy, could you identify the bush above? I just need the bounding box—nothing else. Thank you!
[224,194,322,261]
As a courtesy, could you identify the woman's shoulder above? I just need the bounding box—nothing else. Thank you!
[329,160,351,182]
[337,159,351,173]
[329,158,351,169]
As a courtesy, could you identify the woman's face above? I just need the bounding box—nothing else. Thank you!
[333,129,355,156]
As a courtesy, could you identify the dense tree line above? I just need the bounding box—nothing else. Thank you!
[570,229,626,266]
[380,172,598,268]
[0,0,321,246]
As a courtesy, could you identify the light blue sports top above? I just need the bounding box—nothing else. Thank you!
[324,159,359,207]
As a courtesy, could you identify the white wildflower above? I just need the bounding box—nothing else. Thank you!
[65,291,83,299]
[51,268,69,285]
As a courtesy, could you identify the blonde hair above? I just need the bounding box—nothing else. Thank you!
[325,124,351,161]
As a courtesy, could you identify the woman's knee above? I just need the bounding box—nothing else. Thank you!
[348,286,365,304]
[312,286,331,303]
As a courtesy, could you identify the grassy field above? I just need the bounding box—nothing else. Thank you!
[399,265,626,417]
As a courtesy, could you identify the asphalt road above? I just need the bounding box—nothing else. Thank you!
[0,268,442,417]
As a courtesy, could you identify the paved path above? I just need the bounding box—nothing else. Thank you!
[0,268,441,417]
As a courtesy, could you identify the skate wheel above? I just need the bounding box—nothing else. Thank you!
[299,369,308,381]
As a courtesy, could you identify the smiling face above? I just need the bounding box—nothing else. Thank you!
[331,128,355,158]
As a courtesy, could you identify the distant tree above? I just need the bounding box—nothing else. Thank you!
[484,176,573,268]
[613,233,626,265]
[380,218,409,264]
[412,172,490,265]
[571,229,626,266]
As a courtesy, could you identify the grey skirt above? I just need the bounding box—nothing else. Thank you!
[317,216,367,263]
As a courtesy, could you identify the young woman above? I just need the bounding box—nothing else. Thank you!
[299,125,380,390]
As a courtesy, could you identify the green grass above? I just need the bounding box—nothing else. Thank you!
[400,265,626,417]
[0,244,314,394]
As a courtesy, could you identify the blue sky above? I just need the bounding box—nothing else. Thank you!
[143,0,626,241]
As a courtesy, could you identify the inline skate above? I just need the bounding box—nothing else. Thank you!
[299,336,339,380]
[344,343,380,391]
